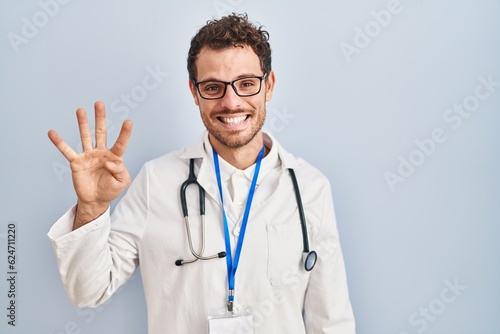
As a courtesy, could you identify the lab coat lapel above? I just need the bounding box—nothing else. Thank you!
[179,132,222,207]
[196,157,221,208]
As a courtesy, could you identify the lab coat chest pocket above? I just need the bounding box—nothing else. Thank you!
[266,224,306,286]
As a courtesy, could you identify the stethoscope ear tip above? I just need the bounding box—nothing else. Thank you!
[218,252,227,258]
[175,260,183,266]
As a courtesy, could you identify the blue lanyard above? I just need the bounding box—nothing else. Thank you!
[213,146,265,310]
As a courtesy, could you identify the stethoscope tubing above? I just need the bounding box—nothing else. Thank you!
[288,168,310,253]
[177,159,225,266]
[176,159,316,271]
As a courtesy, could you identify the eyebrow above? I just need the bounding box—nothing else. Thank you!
[198,73,262,82]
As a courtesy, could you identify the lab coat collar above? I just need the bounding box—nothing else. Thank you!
[179,131,300,170]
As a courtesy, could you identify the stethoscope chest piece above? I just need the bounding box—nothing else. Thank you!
[303,251,317,272]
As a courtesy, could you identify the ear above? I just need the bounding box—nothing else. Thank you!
[188,79,200,106]
[264,71,276,102]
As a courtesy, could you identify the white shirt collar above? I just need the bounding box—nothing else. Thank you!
[201,132,280,184]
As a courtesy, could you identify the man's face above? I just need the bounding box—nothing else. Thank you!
[189,45,275,149]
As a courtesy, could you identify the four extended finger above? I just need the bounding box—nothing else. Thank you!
[94,101,107,149]
[47,130,77,162]
[110,120,133,157]
[76,108,93,152]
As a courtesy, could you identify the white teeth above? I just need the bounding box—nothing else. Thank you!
[220,116,247,125]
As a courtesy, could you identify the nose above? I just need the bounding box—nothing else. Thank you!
[219,84,243,109]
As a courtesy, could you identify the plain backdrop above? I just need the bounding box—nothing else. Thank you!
[1,0,499,333]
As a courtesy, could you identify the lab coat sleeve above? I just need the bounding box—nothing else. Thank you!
[48,164,149,308]
[304,181,356,333]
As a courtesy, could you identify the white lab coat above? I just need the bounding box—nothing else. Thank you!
[48,132,356,334]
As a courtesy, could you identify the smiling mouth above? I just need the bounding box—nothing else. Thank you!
[217,115,249,125]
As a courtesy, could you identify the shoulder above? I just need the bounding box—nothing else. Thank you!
[272,135,331,192]
[287,155,332,198]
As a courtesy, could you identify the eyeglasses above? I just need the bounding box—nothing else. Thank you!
[193,73,267,100]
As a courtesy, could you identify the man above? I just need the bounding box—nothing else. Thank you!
[47,13,356,333]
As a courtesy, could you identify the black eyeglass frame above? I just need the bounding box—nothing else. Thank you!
[193,73,268,100]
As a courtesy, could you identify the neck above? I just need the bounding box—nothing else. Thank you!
[210,132,267,170]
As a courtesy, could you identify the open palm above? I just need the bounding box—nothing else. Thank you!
[48,101,133,228]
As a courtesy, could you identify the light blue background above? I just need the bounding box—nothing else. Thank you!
[1,0,499,333]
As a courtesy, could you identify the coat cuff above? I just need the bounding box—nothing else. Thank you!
[47,204,110,242]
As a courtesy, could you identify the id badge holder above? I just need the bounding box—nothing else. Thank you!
[208,304,254,334]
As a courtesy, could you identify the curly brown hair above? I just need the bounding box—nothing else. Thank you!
[187,13,272,82]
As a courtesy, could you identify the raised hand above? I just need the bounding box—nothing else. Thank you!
[48,101,133,229]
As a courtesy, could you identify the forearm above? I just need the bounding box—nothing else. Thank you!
[304,243,356,333]
[304,183,356,333]
[49,206,117,307]
[73,201,110,230]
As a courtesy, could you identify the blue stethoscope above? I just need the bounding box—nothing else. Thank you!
[175,158,317,272]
